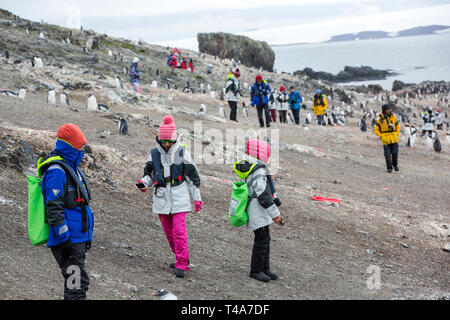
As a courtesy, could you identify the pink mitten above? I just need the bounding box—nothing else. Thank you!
[194,201,203,212]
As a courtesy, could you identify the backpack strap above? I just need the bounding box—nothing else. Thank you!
[151,148,165,186]
[47,160,90,205]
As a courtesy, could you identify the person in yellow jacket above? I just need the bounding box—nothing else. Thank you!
[374,104,401,173]
[313,89,328,125]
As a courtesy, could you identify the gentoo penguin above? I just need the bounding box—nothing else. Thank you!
[152,289,177,300]
[360,118,367,132]
[5,51,9,60]
[39,32,45,39]
[98,104,109,111]
[207,84,211,92]
[18,87,26,100]
[219,105,226,118]
[446,132,450,146]
[332,112,338,124]
[98,75,107,80]
[33,56,43,68]
[118,117,128,135]
[200,83,204,91]
[86,94,98,111]
[242,102,248,117]
[407,126,417,147]
[156,69,160,76]
[151,80,158,88]
[326,114,334,126]
[1,90,18,97]
[426,134,433,151]
[210,91,215,99]
[115,76,123,89]
[47,89,56,105]
[108,50,112,57]
[123,66,128,75]
[166,82,171,90]
[432,131,442,152]
[60,92,69,107]
[287,112,294,124]
[337,110,347,126]
[322,114,328,126]
[305,112,312,125]
[197,104,206,118]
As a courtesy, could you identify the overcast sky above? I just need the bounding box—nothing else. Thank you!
[1,0,449,48]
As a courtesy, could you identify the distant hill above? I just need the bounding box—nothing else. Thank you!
[326,25,450,43]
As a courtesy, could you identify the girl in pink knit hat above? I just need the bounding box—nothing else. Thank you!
[135,115,203,278]
[233,139,283,282]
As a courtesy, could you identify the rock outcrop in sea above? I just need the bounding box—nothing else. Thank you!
[197,32,275,72]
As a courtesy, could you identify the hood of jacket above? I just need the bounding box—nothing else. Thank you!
[234,154,267,180]
[54,139,84,169]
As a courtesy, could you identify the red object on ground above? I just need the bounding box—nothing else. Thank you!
[311,196,341,205]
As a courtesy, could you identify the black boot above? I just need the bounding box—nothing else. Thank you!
[175,268,186,278]
[250,272,270,282]
[264,270,279,280]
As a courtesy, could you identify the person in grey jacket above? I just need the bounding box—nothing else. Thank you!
[233,139,283,282]
[135,115,203,278]
[226,68,241,122]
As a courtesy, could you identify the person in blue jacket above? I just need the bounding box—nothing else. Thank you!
[129,57,141,92]
[250,75,271,127]
[38,123,93,300]
[288,86,302,125]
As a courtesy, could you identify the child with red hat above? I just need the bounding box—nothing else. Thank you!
[38,123,93,299]
[277,86,289,123]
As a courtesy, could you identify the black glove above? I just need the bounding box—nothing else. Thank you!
[273,197,282,207]
[60,239,72,259]
[85,241,91,252]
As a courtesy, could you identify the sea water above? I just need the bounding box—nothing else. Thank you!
[273,32,450,90]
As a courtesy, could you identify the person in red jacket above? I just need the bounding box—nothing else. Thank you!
[181,57,187,70]
[188,59,194,72]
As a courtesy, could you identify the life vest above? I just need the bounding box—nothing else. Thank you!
[37,152,91,232]
[151,144,187,191]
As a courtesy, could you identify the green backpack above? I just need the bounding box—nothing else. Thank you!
[26,155,64,246]
[228,161,259,227]
[26,174,49,246]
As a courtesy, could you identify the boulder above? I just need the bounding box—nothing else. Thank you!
[197,32,275,72]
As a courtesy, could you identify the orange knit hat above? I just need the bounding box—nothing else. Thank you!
[57,123,87,149]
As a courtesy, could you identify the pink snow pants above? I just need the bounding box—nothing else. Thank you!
[158,212,190,271]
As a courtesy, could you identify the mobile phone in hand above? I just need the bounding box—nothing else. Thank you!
[134,182,146,189]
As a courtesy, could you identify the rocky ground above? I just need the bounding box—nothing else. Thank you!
[0,9,449,300]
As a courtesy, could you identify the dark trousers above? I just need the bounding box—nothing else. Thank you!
[383,143,399,171]
[228,100,238,121]
[317,115,326,126]
[269,109,277,122]
[250,226,270,274]
[51,242,90,300]
[291,109,300,125]
[279,111,287,123]
[256,104,271,127]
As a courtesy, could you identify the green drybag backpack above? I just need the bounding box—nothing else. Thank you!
[26,175,49,246]
[229,181,250,227]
